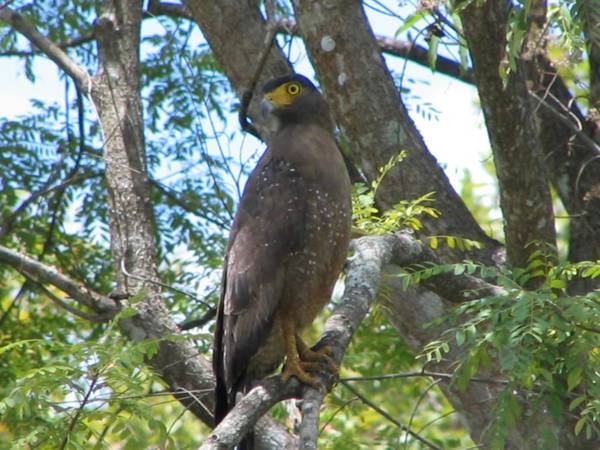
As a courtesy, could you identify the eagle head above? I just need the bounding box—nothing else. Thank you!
[260,73,333,130]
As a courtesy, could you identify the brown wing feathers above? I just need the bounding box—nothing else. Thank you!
[212,74,351,435]
[213,155,307,424]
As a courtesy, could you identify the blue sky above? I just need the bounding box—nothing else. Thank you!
[0,3,495,205]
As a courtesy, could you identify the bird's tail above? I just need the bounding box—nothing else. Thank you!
[215,376,256,449]
[238,432,255,450]
[214,374,230,426]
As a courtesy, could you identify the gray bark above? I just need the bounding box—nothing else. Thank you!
[2,1,598,449]
[292,0,498,264]
[460,0,557,269]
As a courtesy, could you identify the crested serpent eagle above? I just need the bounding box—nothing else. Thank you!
[213,74,352,429]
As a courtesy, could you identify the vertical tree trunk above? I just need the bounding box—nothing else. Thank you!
[90,0,215,425]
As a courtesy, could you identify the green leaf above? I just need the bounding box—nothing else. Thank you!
[569,395,586,411]
[429,236,438,249]
[454,264,466,275]
[0,339,42,355]
[396,11,427,35]
[456,329,465,346]
[567,367,582,392]
[427,35,439,70]
[575,417,586,436]
[550,279,566,289]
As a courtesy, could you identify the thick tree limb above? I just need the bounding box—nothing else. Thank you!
[292,0,499,265]
[297,387,323,449]
[275,17,475,85]
[200,234,406,449]
[0,6,90,90]
[460,1,556,268]
[87,0,222,429]
[521,13,600,291]
[199,231,509,449]
[184,0,292,141]
[0,244,118,315]
[581,0,600,132]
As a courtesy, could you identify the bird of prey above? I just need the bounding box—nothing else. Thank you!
[213,73,352,428]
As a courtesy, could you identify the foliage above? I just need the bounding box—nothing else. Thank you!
[352,154,482,253]
[0,305,208,449]
[352,152,441,235]
[401,251,600,448]
[0,0,598,448]
[315,307,474,449]
[0,5,233,449]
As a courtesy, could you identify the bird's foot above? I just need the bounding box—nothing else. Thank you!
[281,358,322,386]
[298,345,338,375]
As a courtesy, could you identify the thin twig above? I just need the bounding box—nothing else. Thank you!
[318,395,359,436]
[0,0,17,11]
[341,381,442,450]
[530,91,600,155]
[49,388,213,406]
[59,370,101,450]
[238,22,278,139]
[403,380,440,450]
[119,260,215,310]
[417,409,456,434]
[341,370,508,385]
[0,153,67,240]
[178,307,217,331]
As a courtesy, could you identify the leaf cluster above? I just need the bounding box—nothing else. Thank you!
[0,310,206,449]
[352,152,440,235]
[402,251,600,448]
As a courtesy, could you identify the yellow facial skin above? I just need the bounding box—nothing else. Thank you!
[264,81,303,108]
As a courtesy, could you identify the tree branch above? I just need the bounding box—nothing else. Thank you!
[292,0,499,265]
[274,17,474,85]
[0,244,118,315]
[460,1,557,269]
[0,6,90,90]
[147,0,193,20]
[200,233,405,449]
[341,370,508,385]
[178,308,217,331]
[200,231,501,449]
[341,381,441,450]
[30,279,114,322]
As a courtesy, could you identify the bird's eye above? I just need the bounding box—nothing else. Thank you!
[286,83,301,95]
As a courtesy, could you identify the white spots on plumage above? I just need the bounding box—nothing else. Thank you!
[320,35,336,52]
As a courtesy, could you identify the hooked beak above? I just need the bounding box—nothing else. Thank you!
[261,98,276,118]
